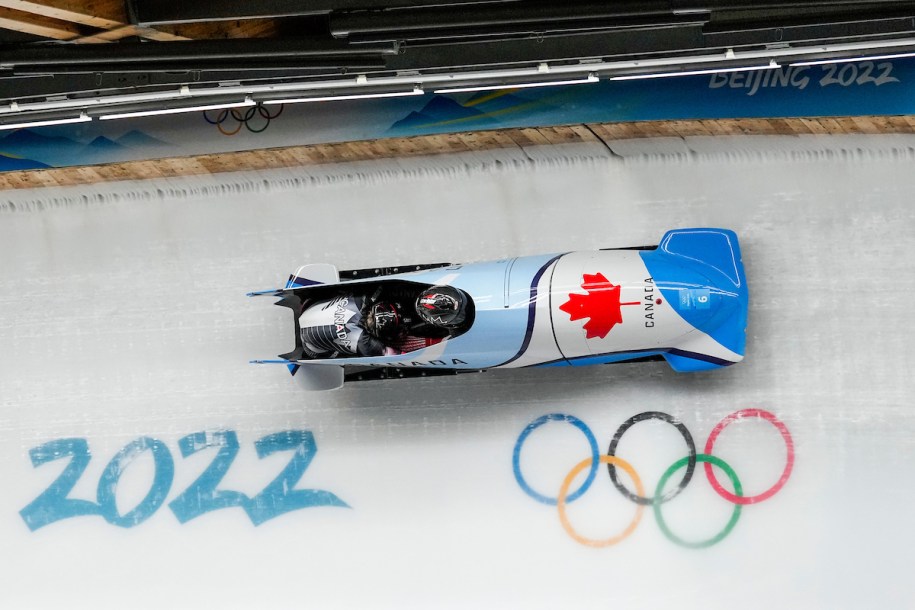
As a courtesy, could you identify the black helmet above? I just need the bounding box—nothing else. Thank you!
[366,302,404,339]
[415,285,468,328]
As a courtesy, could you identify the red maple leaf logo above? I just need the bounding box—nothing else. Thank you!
[559,273,639,339]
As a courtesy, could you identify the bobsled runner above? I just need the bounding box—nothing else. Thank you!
[249,228,748,390]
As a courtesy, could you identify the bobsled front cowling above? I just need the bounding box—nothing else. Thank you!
[545,231,746,370]
[647,228,747,363]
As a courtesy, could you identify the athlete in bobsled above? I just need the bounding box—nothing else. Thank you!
[297,285,470,358]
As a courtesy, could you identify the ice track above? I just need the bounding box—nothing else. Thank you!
[1,134,913,609]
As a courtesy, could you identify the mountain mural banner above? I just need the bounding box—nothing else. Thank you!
[3,57,915,172]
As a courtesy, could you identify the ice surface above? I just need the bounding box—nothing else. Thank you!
[0,135,913,609]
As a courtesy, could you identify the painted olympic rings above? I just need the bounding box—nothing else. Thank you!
[512,409,794,548]
[654,454,742,548]
[558,455,644,547]
[203,104,284,135]
[607,411,696,506]
[704,408,794,504]
[512,414,599,505]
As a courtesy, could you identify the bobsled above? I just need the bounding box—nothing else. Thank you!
[249,228,748,390]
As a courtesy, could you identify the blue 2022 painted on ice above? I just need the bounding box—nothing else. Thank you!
[19,429,348,531]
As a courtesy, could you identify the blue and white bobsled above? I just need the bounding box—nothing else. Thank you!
[250,228,748,390]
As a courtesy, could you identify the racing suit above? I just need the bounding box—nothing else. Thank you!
[298,295,388,358]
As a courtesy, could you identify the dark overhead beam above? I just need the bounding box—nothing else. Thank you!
[346,15,707,44]
[0,73,174,100]
[705,6,915,33]
[9,58,386,75]
[329,2,674,37]
[0,38,398,67]
[703,15,915,45]
[379,12,915,72]
[0,69,361,101]
[132,0,911,26]
[330,0,915,34]
[678,0,909,7]
[385,27,710,71]
[133,0,522,25]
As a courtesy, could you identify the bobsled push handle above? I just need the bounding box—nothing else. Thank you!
[287,263,339,288]
[247,263,340,297]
